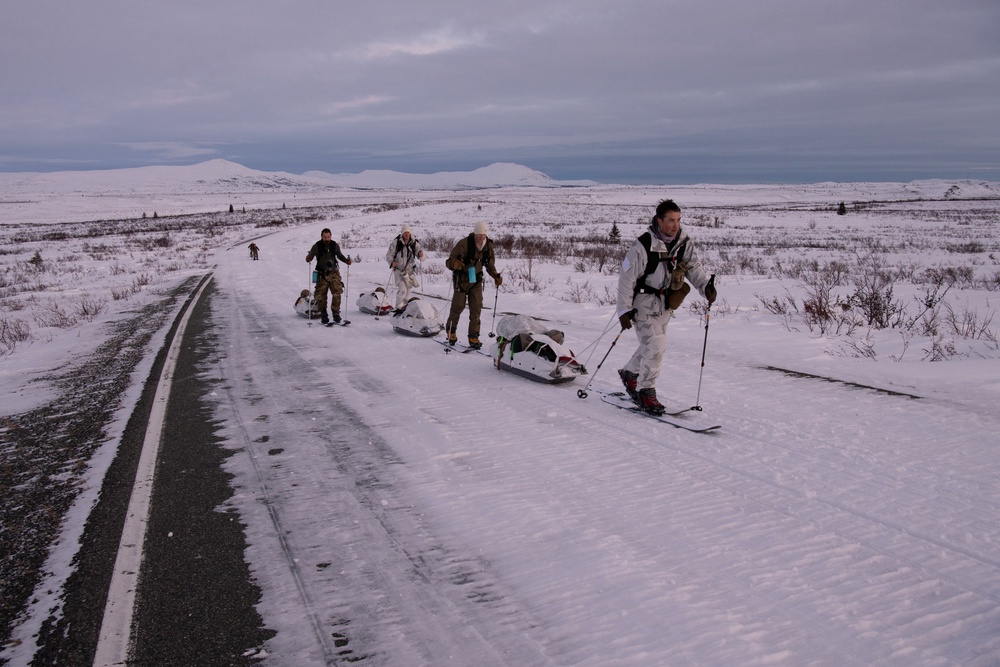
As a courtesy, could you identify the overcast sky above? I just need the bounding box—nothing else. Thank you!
[2,0,998,183]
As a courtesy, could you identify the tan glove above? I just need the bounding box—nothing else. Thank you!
[670,261,687,291]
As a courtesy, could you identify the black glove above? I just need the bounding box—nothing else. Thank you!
[494,274,503,287]
[705,283,717,304]
[619,310,635,330]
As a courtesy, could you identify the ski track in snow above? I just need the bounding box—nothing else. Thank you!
[193,224,1000,666]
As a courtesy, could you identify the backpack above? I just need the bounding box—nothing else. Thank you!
[456,234,492,277]
[392,235,420,268]
[313,240,341,273]
[633,232,687,299]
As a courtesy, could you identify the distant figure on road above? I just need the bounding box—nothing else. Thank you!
[248,243,259,260]
[305,228,351,325]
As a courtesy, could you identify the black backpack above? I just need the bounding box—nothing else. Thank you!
[633,232,686,297]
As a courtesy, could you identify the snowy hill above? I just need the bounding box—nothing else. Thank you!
[1,160,997,227]
[0,159,330,195]
[303,162,597,189]
[0,160,593,195]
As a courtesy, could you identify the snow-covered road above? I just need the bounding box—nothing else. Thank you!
[203,222,1000,666]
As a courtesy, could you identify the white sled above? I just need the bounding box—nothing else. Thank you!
[294,289,323,319]
[390,298,442,337]
[492,314,587,384]
[357,288,392,316]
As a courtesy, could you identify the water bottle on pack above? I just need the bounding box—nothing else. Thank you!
[468,265,477,284]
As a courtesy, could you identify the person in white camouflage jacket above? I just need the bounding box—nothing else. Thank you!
[616,199,717,415]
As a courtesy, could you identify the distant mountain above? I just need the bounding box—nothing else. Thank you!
[303,162,597,189]
[0,160,596,193]
[1,161,997,210]
[0,160,323,194]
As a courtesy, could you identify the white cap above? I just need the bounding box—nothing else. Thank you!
[473,220,488,235]
[401,224,411,234]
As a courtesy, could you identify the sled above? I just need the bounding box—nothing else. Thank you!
[492,315,587,384]
[357,288,393,316]
[294,289,323,319]
[390,298,443,337]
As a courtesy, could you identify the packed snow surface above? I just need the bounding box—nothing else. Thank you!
[2,161,1000,665]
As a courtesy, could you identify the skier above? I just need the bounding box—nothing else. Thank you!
[444,220,502,349]
[248,242,259,260]
[305,228,352,325]
[386,224,425,311]
[616,199,717,415]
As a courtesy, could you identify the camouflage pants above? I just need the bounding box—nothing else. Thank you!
[314,271,344,316]
[392,269,418,309]
[623,309,674,390]
[446,282,484,339]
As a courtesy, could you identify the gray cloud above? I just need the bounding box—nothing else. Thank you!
[2,0,998,182]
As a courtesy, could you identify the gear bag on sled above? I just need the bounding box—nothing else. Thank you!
[390,297,442,337]
[492,314,587,384]
[357,287,392,315]
[294,289,323,319]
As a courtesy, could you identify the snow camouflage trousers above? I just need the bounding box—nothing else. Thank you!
[446,281,484,338]
[622,308,674,390]
[314,271,344,315]
[392,269,418,309]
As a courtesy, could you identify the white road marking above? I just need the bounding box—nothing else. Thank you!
[92,277,211,667]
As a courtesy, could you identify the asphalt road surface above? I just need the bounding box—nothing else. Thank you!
[24,277,272,666]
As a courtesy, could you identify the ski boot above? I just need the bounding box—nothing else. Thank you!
[468,336,482,350]
[618,369,639,402]
[332,312,342,324]
[447,331,458,346]
[637,388,665,416]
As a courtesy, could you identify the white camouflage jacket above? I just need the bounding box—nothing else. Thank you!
[386,235,424,274]
[616,225,711,318]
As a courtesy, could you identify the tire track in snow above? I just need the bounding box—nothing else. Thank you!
[208,281,553,666]
[207,292,343,665]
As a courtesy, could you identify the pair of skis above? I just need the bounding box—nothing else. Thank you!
[593,389,720,432]
[305,317,351,327]
[436,335,719,432]
[436,338,489,356]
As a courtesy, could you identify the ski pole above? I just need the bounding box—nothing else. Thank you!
[488,278,501,338]
[344,261,350,315]
[691,274,716,412]
[374,269,393,320]
[576,314,631,399]
[307,262,315,321]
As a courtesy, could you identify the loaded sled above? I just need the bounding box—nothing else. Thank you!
[357,287,392,316]
[492,315,586,384]
[294,289,323,319]
[390,298,442,337]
